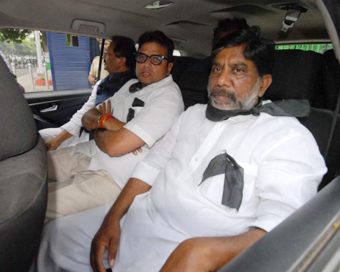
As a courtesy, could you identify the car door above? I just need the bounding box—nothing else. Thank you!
[25,89,92,130]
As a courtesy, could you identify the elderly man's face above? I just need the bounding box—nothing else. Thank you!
[136,42,173,87]
[208,45,267,111]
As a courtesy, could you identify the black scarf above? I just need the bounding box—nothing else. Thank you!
[206,99,310,122]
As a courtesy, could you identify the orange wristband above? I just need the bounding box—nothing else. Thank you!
[99,114,114,128]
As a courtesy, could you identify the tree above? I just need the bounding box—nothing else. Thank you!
[0,29,33,43]
[0,29,49,53]
[0,36,36,56]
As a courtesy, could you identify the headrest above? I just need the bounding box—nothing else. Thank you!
[264,50,324,108]
[322,49,340,110]
[0,58,38,161]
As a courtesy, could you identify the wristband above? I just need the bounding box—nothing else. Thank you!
[99,114,114,128]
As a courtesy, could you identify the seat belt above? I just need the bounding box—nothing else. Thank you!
[97,38,105,81]
[281,7,307,32]
[325,86,340,159]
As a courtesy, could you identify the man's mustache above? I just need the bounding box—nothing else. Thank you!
[209,87,237,104]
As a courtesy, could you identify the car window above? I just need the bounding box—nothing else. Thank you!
[0,29,182,93]
[0,29,104,93]
[275,43,333,54]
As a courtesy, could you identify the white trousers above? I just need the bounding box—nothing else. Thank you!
[36,202,113,272]
[39,127,89,150]
[46,146,121,222]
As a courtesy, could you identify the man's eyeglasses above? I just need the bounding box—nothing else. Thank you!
[135,53,168,65]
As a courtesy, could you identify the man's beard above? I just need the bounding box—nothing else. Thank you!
[208,78,261,111]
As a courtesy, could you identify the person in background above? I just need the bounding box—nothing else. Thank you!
[39,36,136,151]
[88,38,111,86]
[177,18,250,109]
[212,18,249,51]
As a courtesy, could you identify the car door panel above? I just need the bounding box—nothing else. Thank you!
[24,89,92,130]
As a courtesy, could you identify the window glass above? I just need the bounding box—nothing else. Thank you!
[0,29,181,93]
[0,28,105,93]
[275,43,333,54]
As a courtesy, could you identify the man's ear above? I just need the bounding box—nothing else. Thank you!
[167,62,174,76]
[119,57,127,68]
[258,74,272,97]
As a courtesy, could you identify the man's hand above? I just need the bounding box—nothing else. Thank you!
[98,99,113,115]
[90,219,121,272]
[45,137,63,151]
[89,75,98,85]
[90,178,151,271]
[132,147,143,156]
[44,130,72,151]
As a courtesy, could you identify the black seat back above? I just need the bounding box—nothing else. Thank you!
[300,108,340,189]
[0,58,48,271]
[264,50,325,108]
[322,49,340,110]
[172,56,210,109]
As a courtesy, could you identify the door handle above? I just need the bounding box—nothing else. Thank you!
[40,104,58,113]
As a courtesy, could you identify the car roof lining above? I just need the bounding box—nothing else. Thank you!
[0,0,332,57]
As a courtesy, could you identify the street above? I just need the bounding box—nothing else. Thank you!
[15,66,53,92]
[15,66,37,77]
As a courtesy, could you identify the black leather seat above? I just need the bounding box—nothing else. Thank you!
[264,50,325,108]
[300,108,340,189]
[172,56,210,109]
[0,58,48,271]
[322,49,340,110]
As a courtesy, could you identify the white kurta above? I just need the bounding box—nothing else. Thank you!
[113,103,327,272]
[72,75,184,188]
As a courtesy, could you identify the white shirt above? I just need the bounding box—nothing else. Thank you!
[114,103,327,272]
[73,75,184,188]
[61,80,102,136]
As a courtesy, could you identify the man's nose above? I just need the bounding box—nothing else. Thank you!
[142,58,152,68]
[216,69,232,87]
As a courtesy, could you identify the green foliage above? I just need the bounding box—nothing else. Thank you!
[275,43,333,54]
[0,35,36,56]
[0,29,33,43]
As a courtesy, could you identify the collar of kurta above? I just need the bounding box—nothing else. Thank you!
[129,74,174,93]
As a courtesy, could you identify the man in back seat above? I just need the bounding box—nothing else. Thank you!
[37,26,326,272]
[44,30,184,222]
[40,36,136,151]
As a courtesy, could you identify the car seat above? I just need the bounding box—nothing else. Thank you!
[0,57,48,271]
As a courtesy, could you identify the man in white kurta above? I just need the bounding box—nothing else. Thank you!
[112,101,326,271]
[45,31,184,222]
[36,27,326,272]
[39,36,136,151]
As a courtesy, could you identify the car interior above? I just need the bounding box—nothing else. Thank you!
[1,0,340,271]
